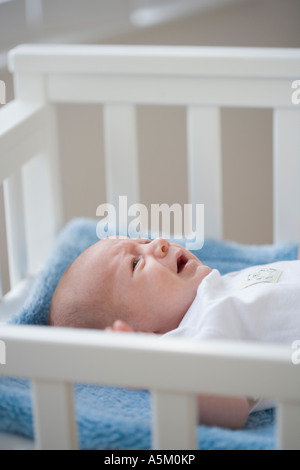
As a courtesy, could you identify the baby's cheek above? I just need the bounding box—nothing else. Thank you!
[187,250,204,266]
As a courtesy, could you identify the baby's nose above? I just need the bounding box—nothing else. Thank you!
[148,238,169,257]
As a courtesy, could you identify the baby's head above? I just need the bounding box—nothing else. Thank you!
[48,237,211,334]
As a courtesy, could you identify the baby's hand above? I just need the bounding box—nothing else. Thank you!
[105,320,154,335]
[106,320,135,333]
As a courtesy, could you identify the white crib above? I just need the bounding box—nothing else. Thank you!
[0,45,300,451]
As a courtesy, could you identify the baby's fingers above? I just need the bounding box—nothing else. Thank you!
[110,320,135,333]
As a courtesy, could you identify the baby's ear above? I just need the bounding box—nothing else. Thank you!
[110,320,135,333]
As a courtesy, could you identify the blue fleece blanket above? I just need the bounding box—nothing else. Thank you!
[0,218,298,449]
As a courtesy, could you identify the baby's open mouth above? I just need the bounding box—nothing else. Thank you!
[177,253,189,274]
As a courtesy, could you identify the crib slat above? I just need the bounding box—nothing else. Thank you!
[33,380,78,451]
[187,107,223,240]
[0,184,10,297]
[3,170,28,289]
[273,109,300,244]
[152,391,197,450]
[278,402,300,450]
[103,105,139,212]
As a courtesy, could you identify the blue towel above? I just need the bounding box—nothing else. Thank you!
[0,218,298,449]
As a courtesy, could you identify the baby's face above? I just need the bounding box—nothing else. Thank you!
[78,237,211,334]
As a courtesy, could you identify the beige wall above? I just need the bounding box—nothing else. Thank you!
[5,0,300,244]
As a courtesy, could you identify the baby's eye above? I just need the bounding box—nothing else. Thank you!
[132,258,139,271]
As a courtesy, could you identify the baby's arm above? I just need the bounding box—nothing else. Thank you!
[108,321,251,430]
[197,395,253,430]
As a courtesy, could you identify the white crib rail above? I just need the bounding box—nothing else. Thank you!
[0,325,299,450]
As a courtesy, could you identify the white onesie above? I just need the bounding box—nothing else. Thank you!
[163,260,300,411]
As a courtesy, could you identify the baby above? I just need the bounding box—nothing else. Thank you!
[49,237,300,430]
[49,237,212,333]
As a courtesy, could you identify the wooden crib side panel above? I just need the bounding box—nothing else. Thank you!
[1,325,300,450]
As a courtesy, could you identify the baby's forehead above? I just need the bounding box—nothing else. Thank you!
[99,236,129,251]
[87,237,118,259]
[86,237,128,264]
[97,236,144,250]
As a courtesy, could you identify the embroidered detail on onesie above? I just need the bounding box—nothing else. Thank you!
[241,268,283,289]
